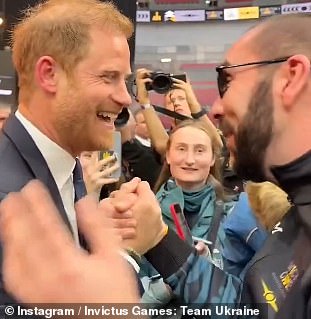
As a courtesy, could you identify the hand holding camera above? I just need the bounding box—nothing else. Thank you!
[145,71,186,94]
[171,76,200,110]
[135,68,152,105]
[135,68,187,100]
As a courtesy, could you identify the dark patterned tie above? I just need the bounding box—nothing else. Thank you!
[72,158,87,202]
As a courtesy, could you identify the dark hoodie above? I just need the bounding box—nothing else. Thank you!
[242,150,311,319]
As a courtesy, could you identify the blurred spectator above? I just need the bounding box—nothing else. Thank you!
[134,110,151,146]
[245,181,291,232]
[118,110,162,189]
[222,181,290,277]
[79,151,119,199]
[222,191,267,276]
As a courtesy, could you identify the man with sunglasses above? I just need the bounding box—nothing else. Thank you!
[129,13,311,319]
[211,13,311,318]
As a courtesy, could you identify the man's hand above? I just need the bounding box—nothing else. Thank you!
[109,179,167,255]
[105,177,141,240]
[0,181,139,304]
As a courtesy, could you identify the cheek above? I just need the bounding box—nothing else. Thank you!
[168,153,183,167]
[166,103,174,111]
[197,156,213,173]
[180,102,190,111]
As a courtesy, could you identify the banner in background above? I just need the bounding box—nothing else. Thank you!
[282,2,311,14]
[224,6,259,21]
[137,2,311,23]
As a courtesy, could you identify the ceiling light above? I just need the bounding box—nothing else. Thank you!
[161,58,172,63]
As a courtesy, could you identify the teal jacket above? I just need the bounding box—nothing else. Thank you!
[156,179,235,267]
[139,179,235,306]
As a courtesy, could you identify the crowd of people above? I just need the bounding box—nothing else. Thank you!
[0,1,310,319]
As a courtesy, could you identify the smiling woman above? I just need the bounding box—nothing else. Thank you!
[154,120,230,243]
[137,119,235,307]
[154,119,223,194]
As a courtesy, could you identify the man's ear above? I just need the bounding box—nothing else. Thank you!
[278,55,310,109]
[34,56,59,94]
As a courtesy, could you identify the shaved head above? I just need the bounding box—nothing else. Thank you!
[248,14,311,60]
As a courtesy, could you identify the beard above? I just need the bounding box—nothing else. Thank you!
[233,79,274,182]
[53,85,114,155]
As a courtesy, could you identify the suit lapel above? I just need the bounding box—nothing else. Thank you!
[3,115,74,234]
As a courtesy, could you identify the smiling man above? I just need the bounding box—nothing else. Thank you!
[113,13,311,319]
[0,0,133,303]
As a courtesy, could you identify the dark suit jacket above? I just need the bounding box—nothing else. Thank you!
[0,116,145,303]
[0,115,75,303]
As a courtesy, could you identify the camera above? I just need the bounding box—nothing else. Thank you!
[145,71,186,94]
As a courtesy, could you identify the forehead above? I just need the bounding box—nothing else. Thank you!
[225,28,260,64]
[171,126,212,145]
[166,89,186,101]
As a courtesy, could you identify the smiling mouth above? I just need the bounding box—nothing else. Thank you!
[96,111,118,123]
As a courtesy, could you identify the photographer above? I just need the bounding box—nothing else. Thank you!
[135,68,223,158]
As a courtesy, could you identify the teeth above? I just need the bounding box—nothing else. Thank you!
[97,112,118,121]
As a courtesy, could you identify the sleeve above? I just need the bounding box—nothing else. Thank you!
[144,229,242,305]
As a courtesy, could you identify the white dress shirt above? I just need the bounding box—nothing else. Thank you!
[15,111,80,244]
[15,111,140,271]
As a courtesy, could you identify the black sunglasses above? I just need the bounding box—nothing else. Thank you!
[215,56,291,98]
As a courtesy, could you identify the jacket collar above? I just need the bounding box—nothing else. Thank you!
[2,115,73,232]
[271,150,311,205]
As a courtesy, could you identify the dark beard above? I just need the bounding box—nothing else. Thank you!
[233,80,273,182]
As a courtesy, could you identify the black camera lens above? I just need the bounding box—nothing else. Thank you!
[152,74,172,94]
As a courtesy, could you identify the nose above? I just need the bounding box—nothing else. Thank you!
[112,80,132,108]
[185,151,195,165]
[210,97,224,120]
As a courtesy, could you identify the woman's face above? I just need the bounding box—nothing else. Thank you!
[165,89,191,117]
[166,126,215,191]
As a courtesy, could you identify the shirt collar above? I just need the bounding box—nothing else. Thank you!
[135,135,151,148]
[15,110,76,190]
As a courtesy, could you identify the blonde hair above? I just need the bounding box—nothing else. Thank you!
[12,0,133,102]
[154,119,225,199]
[245,181,291,231]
